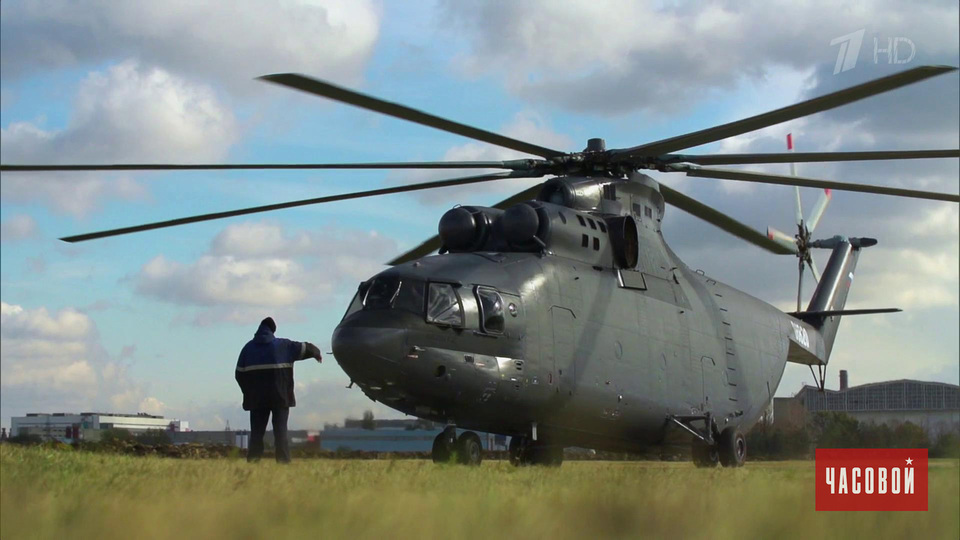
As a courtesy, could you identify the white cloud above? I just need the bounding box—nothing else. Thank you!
[0,301,157,417]
[1,61,239,216]
[0,0,380,92]
[134,221,397,325]
[441,0,959,113]
[0,215,39,242]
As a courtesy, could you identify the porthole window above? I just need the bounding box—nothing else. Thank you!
[475,286,505,334]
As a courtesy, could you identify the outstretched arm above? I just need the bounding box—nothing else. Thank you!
[299,342,323,363]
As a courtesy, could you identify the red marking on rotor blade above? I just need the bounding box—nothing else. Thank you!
[825,188,833,197]
[787,133,794,150]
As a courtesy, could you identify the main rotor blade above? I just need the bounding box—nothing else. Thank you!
[659,184,798,255]
[0,160,544,173]
[666,149,960,166]
[387,183,545,265]
[60,171,542,243]
[259,73,566,159]
[677,166,960,203]
[611,65,957,159]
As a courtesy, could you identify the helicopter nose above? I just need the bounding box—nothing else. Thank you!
[331,323,407,385]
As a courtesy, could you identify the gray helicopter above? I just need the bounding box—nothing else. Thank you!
[3,65,958,467]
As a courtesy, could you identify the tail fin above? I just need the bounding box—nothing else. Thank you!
[801,236,876,359]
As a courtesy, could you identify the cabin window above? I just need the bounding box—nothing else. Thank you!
[475,286,505,334]
[577,215,586,227]
[559,212,567,224]
[593,237,600,251]
[587,218,597,230]
[581,234,589,248]
[364,275,400,310]
[645,206,653,219]
[426,283,464,327]
[598,222,607,233]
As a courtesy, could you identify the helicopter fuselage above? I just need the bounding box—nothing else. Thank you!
[331,176,823,452]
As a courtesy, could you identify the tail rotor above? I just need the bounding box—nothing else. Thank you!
[766,134,833,311]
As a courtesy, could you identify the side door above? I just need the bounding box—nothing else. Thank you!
[550,306,577,395]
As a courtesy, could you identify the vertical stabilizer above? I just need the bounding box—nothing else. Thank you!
[804,236,873,359]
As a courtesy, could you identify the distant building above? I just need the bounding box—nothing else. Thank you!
[10,412,187,442]
[774,371,960,436]
[321,418,504,452]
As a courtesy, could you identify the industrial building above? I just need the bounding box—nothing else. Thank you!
[774,371,960,436]
[10,412,187,442]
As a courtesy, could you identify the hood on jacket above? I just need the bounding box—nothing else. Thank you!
[253,322,275,344]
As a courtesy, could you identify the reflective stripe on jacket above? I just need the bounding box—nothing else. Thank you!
[235,323,304,410]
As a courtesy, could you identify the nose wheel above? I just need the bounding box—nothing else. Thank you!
[432,428,483,466]
[432,427,456,463]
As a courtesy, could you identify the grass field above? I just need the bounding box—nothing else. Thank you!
[1,445,957,539]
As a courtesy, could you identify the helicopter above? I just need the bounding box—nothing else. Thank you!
[2,65,958,467]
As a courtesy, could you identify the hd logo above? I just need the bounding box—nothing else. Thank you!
[816,449,928,511]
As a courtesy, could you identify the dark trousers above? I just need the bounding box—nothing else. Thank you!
[248,407,290,463]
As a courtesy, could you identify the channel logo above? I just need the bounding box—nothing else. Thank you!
[816,448,928,511]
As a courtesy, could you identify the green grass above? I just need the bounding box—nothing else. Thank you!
[1,446,957,540]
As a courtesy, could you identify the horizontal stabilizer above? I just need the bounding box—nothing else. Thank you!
[788,307,902,321]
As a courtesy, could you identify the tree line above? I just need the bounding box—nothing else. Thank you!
[747,411,960,459]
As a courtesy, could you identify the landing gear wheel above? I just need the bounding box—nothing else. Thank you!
[456,431,483,466]
[718,427,746,468]
[432,428,456,464]
[509,436,526,466]
[509,436,563,467]
[691,441,719,468]
[531,444,563,467]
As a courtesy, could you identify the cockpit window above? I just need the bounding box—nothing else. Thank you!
[393,279,425,315]
[364,275,400,310]
[426,283,463,327]
[475,286,504,334]
[343,282,368,320]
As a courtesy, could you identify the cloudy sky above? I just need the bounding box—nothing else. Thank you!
[1,0,957,431]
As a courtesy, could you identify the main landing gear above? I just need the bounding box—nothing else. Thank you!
[669,413,746,468]
[509,436,563,467]
[432,427,483,466]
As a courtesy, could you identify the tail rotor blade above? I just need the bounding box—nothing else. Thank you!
[806,189,833,234]
[807,257,822,283]
[787,134,803,227]
[766,226,799,253]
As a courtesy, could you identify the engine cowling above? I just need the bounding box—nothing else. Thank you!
[438,206,502,252]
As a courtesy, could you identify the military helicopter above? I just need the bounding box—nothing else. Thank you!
[3,65,959,467]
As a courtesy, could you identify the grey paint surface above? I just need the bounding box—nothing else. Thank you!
[331,174,859,452]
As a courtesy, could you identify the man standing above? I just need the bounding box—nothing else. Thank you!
[236,317,322,463]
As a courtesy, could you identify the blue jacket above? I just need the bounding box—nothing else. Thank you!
[235,323,305,410]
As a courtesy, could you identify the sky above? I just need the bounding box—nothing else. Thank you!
[1,0,957,431]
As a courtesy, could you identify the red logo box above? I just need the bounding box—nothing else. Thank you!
[816,448,928,511]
